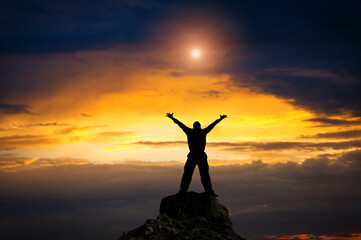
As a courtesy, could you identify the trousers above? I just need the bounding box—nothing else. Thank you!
[180,151,213,192]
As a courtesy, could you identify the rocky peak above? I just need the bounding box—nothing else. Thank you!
[119,192,245,240]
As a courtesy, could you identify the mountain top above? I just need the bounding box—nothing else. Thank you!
[119,192,245,240]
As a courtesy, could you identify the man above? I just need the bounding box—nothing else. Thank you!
[166,113,227,197]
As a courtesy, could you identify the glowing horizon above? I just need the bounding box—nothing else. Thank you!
[1,46,360,166]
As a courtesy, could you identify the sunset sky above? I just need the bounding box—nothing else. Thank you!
[1,1,361,240]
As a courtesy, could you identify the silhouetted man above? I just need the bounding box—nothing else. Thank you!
[166,113,227,197]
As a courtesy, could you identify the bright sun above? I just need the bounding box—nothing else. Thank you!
[192,49,201,58]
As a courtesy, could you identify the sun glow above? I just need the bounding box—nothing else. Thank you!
[192,49,201,58]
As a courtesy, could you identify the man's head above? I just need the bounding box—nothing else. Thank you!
[193,121,201,129]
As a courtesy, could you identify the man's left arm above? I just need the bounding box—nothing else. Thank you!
[204,115,227,133]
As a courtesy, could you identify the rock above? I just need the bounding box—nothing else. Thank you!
[119,192,245,240]
[160,191,233,229]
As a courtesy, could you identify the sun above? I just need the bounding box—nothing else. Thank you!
[192,49,201,58]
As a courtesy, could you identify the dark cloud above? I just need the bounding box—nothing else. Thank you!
[81,113,93,117]
[214,140,361,151]
[0,1,165,102]
[0,103,33,114]
[29,122,68,127]
[169,71,183,78]
[212,140,361,152]
[303,117,361,127]
[133,140,361,151]
[134,140,187,147]
[266,234,361,240]
[0,150,361,239]
[0,55,84,102]
[188,90,222,98]
[0,0,162,55]
[300,129,361,139]
[239,70,361,117]
[12,122,70,128]
[226,1,361,116]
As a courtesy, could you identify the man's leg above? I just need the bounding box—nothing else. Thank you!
[179,154,197,194]
[198,153,217,196]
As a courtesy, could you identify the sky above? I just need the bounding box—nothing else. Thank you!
[1,1,361,239]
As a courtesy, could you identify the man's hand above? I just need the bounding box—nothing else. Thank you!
[167,113,174,118]
[220,114,227,120]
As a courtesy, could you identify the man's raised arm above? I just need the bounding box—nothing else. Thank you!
[166,113,190,132]
[204,115,227,133]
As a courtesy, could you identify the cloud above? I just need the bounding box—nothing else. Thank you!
[266,233,361,240]
[11,122,70,128]
[97,131,134,137]
[0,150,360,239]
[55,125,108,135]
[0,121,135,153]
[235,68,361,117]
[303,117,361,127]
[0,156,91,172]
[188,90,223,98]
[0,146,16,151]
[169,71,183,77]
[217,2,361,117]
[133,140,361,151]
[0,134,60,149]
[300,129,361,139]
[133,140,187,147]
[0,128,132,150]
[266,68,337,79]
[0,103,33,114]
[0,0,159,55]
[81,113,93,117]
[220,140,361,152]
[91,131,136,143]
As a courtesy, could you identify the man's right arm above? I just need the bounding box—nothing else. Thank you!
[166,113,190,133]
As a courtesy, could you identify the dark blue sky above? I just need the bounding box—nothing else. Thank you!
[1,0,360,118]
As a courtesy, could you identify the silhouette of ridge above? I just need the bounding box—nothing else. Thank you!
[119,192,245,240]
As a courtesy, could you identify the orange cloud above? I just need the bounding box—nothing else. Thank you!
[97,131,134,137]
[0,156,92,172]
[0,135,60,149]
[266,233,361,240]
